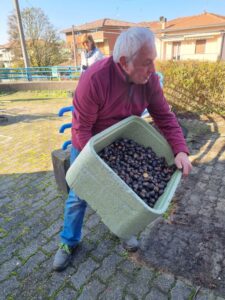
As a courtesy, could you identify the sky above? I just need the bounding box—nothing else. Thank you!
[1,0,225,44]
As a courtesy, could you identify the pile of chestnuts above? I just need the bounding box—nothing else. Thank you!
[99,138,176,208]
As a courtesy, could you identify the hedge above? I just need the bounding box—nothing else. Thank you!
[156,60,225,115]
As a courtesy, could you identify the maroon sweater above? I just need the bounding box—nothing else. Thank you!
[72,56,189,155]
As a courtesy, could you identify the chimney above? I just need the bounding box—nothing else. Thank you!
[159,16,167,30]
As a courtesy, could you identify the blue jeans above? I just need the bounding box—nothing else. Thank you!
[60,146,87,246]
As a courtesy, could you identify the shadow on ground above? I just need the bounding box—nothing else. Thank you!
[0,113,60,126]
[137,114,225,296]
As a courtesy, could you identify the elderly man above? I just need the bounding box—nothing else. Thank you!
[53,27,192,271]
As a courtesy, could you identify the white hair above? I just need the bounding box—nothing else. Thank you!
[113,27,156,63]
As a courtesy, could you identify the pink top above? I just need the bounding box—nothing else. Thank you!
[72,56,189,155]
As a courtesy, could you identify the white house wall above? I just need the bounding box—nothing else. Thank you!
[154,39,161,59]
[179,40,193,60]
[0,48,14,67]
[165,43,172,60]
[159,36,223,61]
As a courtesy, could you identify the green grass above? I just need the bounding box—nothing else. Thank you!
[0,90,68,101]
[163,201,176,220]
[0,227,8,238]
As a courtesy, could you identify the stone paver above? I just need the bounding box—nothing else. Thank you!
[139,130,225,296]
[1,94,225,299]
[77,279,105,300]
[170,280,194,300]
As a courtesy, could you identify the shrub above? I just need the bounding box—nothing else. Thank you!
[156,60,225,115]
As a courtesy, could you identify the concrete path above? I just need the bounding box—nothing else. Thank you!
[0,96,225,300]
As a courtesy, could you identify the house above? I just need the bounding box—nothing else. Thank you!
[62,18,137,65]
[0,41,16,67]
[62,12,225,64]
[141,12,225,61]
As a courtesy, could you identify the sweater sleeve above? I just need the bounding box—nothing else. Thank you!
[72,75,100,149]
[147,74,189,155]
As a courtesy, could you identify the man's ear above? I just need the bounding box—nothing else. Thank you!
[119,56,128,70]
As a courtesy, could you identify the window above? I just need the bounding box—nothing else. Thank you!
[195,40,206,54]
[172,42,181,60]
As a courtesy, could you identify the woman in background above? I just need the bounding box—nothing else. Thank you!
[81,34,104,71]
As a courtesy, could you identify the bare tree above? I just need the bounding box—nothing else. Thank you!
[8,7,69,66]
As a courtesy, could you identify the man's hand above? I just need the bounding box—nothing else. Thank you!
[174,152,192,176]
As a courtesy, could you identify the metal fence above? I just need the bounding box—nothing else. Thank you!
[0,66,82,82]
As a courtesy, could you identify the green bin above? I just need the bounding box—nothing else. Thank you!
[66,116,182,239]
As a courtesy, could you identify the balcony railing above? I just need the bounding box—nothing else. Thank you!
[0,66,82,82]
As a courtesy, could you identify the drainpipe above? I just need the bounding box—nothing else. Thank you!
[219,31,225,61]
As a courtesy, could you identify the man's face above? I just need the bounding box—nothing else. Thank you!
[122,44,157,84]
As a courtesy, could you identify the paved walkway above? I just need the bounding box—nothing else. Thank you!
[0,96,225,300]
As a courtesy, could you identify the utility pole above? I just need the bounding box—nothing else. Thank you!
[13,0,31,80]
[72,25,77,66]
